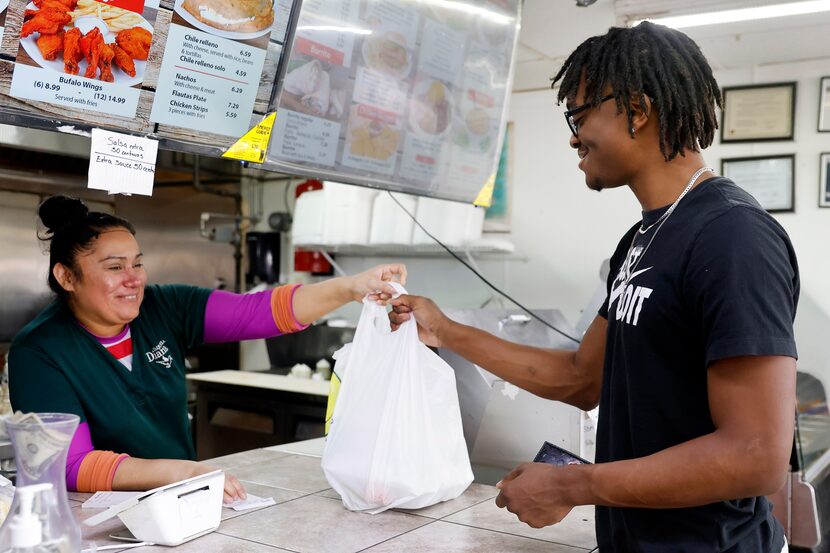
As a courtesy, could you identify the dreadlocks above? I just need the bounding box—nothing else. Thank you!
[551,21,722,161]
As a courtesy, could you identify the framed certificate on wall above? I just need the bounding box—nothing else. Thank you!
[820,153,830,208]
[722,154,795,213]
[819,77,830,132]
[721,82,796,142]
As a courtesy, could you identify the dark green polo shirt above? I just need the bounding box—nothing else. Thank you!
[9,284,211,460]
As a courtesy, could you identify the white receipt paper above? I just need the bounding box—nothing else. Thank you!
[223,493,276,512]
[82,491,144,509]
[88,128,158,196]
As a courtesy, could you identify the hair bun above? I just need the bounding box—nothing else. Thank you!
[38,195,89,233]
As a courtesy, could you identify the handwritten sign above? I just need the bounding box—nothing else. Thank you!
[88,128,158,195]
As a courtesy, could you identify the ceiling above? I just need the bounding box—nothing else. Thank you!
[514,0,830,91]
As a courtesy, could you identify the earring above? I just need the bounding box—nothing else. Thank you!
[630,126,636,135]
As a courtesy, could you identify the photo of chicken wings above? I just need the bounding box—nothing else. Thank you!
[36,29,64,60]
[18,0,153,85]
[33,0,78,10]
[80,26,102,78]
[21,8,70,37]
[97,42,115,82]
[111,43,135,77]
[115,26,151,60]
[63,26,82,74]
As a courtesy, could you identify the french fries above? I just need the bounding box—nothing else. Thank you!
[70,0,144,32]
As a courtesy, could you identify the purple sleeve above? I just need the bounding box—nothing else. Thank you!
[67,422,94,492]
[203,289,282,343]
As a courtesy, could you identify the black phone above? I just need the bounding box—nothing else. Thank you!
[533,441,591,466]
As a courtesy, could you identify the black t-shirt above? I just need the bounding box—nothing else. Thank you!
[596,177,799,552]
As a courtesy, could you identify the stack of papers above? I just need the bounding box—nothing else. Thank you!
[223,494,276,511]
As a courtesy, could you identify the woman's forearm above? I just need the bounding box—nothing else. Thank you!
[291,277,353,325]
[112,458,206,490]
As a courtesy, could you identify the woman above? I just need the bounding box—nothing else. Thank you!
[9,195,406,502]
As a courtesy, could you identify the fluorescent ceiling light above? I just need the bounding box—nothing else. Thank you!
[631,0,830,29]
[420,0,514,25]
[297,25,372,35]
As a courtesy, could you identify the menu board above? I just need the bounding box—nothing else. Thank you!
[0,0,8,43]
[266,0,520,203]
[0,0,297,152]
[149,0,275,136]
[9,0,160,118]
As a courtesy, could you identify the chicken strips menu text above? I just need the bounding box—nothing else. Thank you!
[268,0,519,203]
[9,0,158,117]
[149,0,274,137]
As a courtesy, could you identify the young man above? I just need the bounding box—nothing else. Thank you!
[390,22,798,552]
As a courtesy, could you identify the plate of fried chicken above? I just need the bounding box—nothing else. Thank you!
[19,0,153,87]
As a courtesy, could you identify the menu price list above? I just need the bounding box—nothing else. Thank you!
[10,64,141,117]
[273,109,339,165]
[151,24,266,137]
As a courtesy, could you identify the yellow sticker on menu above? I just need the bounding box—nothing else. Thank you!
[474,172,496,208]
[222,112,277,163]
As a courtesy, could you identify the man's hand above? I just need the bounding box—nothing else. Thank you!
[495,463,578,529]
[348,264,407,304]
[389,294,450,347]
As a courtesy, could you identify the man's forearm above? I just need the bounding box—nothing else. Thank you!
[439,320,597,409]
[563,430,789,509]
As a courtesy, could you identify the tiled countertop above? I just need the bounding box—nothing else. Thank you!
[73,441,597,552]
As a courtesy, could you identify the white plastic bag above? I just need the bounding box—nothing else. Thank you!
[321,284,473,514]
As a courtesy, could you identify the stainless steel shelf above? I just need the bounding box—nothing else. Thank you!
[294,243,523,259]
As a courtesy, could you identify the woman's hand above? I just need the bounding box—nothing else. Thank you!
[221,472,247,504]
[191,462,247,504]
[389,294,449,347]
[348,264,407,304]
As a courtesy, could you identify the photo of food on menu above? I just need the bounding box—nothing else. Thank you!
[172,0,274,46]
[16,0,155,86]
[147,0,275,135]
[281,54,348,121]
[270,0,518,192]
[0,0,9,43]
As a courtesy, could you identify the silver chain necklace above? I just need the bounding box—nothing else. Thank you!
[623,166,714,287]
[638,166,714,234]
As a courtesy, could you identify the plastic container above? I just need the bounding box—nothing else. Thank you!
[291,189,326,245]
[369,193,416,245]
[319,182,376,245]
[465,206,486,244]
[291,182,376,246]
[411,197,473,247]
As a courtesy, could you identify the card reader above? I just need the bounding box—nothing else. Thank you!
[83,470,224,546]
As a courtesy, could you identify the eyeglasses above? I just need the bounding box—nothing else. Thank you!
[564,94,615,137]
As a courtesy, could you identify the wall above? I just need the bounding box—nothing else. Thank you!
[709,60,830,387]
[504,57,830,385]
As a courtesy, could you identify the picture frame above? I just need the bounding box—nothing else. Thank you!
[484,122,513,232]
[820,153,830,208]
[721,154,795,213]
[819,77,830,132]
[720,82,796,142]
